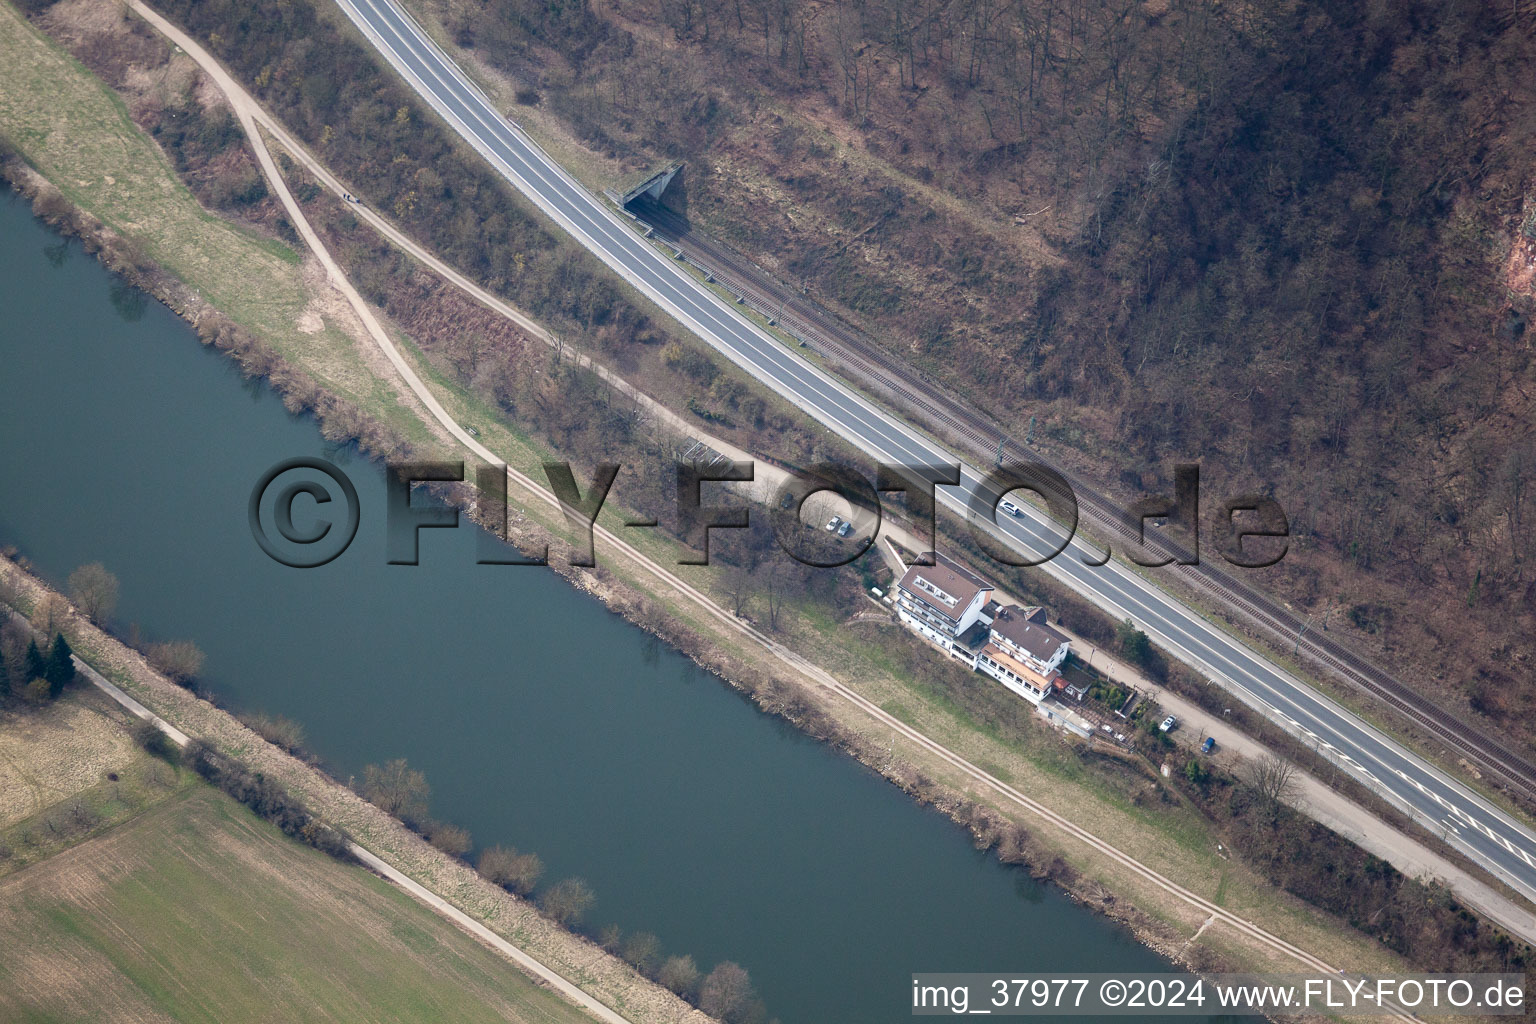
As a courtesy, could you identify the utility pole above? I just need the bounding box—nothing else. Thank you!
[995,438,1007,467]
[1297,600,1338,655]
[1294,617,1311,656]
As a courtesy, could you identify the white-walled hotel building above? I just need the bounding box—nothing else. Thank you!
[895,553,1072,706]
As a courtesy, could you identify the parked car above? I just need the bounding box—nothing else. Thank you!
[825,515,841,532]
[1159,715,1177,733]
[837,520,853,538]
[999,499,1022,517]
[1201,736,1216,754]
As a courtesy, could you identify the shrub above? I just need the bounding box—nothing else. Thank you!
[360,758,430,824]
[300,819,354,860]
[130,718,181,764]
[657,954,700,996]
[146,640,206,686]
[619,931,661,975]
[427,822,473,859]
[186,740,355,863]
[537,877,595,926]
[241,711,307,754]
[1115,619,1151,665]
[476,844,544,895]
[1183,758,1209,787]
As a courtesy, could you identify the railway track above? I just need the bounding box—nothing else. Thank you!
[631,198,1536,802]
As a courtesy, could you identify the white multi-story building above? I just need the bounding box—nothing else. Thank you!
[894,552,1074,707]
[894,553,993,659]
[976,604,1071,705]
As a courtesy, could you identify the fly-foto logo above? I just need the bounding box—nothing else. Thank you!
[249,459,1288,570]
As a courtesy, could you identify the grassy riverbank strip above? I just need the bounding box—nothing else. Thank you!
[1,771,615,1024]
[0,558,709,1024]
[0,0,1469,986]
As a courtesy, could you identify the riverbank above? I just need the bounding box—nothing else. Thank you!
[0,556,710,1024]
[0,0,1456,988]
[0,687,614,1024]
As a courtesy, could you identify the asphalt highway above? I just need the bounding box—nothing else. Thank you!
[334,0,1536,905]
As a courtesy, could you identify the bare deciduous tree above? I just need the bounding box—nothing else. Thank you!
[146,640,206,686]
[725,567,751,616]
[538,877,595,926]
[476,844,544,895]
[699,961,759,1023]
[658,954,701,996]
[31,593,69,640]
[1243,753,1297,822]
[361,758,430,822]
[619,931,662,975]
[0,568,19,612]
[764,563,789,631]
[67,563,119,622]
[1,620,30,688]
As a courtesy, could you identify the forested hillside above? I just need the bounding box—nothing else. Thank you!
[436,0,1536,743]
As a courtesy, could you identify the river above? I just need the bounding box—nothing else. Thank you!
[0,191,1241,1022]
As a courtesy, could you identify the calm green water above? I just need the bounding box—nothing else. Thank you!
[0,193,1239,1022]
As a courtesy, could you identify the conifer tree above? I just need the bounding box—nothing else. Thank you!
[44,633,75,699]
[24,639,45,684]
